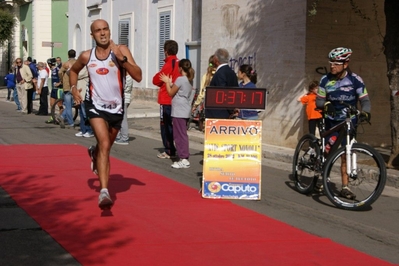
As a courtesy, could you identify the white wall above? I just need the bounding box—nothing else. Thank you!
[68,0,193,91]
[32,0,52,63]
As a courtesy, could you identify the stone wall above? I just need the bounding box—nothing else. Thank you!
[305,0,389,147]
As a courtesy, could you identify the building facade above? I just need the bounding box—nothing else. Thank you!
[0,0,68,83]
[1,0,389,148]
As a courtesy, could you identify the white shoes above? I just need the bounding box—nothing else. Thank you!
[83,132,94,138]
[171,159,190,169]
[76,131,94,138]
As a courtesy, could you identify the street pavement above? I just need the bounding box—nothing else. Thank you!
[1,87,399,265]
[1,87,398,188]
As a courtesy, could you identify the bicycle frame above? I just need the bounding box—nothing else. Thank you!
[316,110,359,176]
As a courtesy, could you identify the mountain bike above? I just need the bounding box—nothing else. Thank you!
[50,98,79,123]
[292,104,386,210]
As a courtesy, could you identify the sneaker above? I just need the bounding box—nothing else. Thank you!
[75,131,84,137]
[340,186,356,200]
[88,146,98,175]
[114,138,129,145]
[83,132,94,138]
[171,159,190,169]
[98,190,113,210]
[314,183,323,192]
[157,152,171,159]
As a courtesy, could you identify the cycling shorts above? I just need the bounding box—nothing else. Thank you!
[50,88,64,99]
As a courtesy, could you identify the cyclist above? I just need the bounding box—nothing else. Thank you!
[316,47,371,200]
[45,58,63,124]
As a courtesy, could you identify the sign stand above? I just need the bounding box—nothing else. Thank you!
[201,87,268,200]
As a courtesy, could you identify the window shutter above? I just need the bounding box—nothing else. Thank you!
[159,11,171,69]
[119,20,130,47]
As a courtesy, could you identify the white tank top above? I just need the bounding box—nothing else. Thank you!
[85,48,125,114]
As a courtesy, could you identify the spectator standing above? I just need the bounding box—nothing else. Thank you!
[206,48,239,119]
[23,60,35,113]
[297,80,322,136]
[160,59,195,168]
[4,68,15,102]
[191,55,216,131]
[235,64,259,120]
[74,66,94,138]
[27,57,38,101]
[14,58,33,114]
[57,49,77,128]
[45,58,63,124]
[69,19,142,210]
[152,40,180,159]
[56,57,62,69]
[114,74,133,145]
[35,62,49,115]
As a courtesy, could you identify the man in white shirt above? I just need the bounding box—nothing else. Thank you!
[36,62,49,115]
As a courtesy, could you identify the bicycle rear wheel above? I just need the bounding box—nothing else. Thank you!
[322,143,386,210]
[51,98,64,122]
[292,134,320,194]
[51,99,79,123]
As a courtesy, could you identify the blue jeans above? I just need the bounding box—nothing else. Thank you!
[12,88,21,110]
[117,103,129,141]
[61,92,74,126]
[78,102,93,134]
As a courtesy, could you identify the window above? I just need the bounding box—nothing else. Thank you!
[119,20,130,48]
[159,11,171,69]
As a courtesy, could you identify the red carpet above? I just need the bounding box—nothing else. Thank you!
[0,144,392,265]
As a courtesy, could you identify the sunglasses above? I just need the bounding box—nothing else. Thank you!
[16,61,22,63]
[329,61,344,66]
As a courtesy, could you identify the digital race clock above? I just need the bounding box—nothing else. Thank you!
[204,87,267,109]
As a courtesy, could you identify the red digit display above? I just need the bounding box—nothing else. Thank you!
[204,87,267,109]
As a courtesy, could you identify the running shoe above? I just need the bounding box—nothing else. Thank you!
[98,190,113,210]
[88,145,98,175]
[171,159,190,169]
[75,131,84,137]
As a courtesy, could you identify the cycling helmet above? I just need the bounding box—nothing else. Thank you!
[47,57,56,66]
[328,47,352,62]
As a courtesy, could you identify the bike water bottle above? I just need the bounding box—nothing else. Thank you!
[325,135,337,155]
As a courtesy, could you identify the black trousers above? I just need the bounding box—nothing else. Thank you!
[26,88,34,114]
[38,86,49,114]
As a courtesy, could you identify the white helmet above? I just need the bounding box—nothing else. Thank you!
[328,47,352,62]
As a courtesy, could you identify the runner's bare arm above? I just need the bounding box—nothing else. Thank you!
[110,40,142,82]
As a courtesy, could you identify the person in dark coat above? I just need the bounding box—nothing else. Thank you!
[205,48,238,119]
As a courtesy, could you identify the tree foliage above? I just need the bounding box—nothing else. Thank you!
[0,8,15,46]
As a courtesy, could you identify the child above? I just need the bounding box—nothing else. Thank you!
[4,68,16,102]
[160,59,195,169]
[298,80,322,136]
[235,64,259,120]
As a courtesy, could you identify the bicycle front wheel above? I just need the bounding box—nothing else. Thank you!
[323,143,387,210]
[293,134,320,194]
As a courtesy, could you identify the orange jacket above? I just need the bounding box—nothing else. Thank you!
[300,93,322,120]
